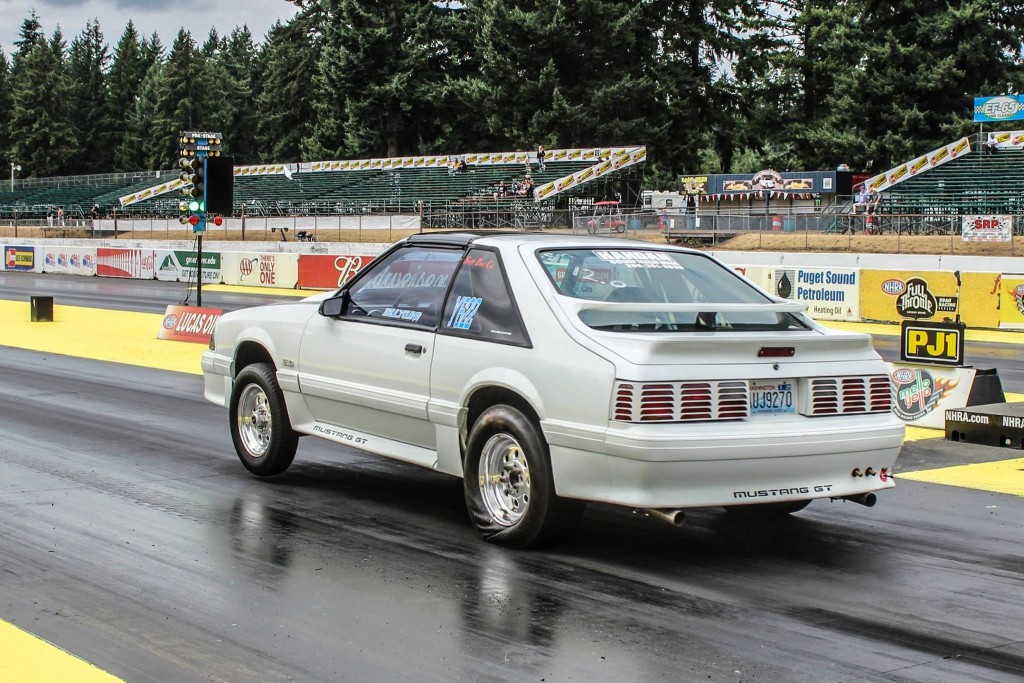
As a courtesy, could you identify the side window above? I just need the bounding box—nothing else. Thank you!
[440,248,528,345]
[344,246,462,327]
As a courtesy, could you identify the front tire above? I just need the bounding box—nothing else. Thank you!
[229,363,298,477]
[463,405,583,548]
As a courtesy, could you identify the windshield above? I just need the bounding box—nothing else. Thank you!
[538,248,808,332]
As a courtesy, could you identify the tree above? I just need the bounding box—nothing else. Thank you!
[109,22,150,171]
[13,10,44,60]
[67,20,115,173]
[8,34,79,177]
[0,48,11,165]
[152,30,206,169]
[216,26,260,162]
[120,62,165,170]
[305,0,462,158]
[256,15,320,162]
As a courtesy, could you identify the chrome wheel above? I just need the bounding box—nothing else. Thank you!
[478,433,531,527]
[237,383,272,458]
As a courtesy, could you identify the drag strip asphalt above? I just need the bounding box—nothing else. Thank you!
[1,274,1024,682]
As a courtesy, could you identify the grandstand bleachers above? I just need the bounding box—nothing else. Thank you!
[0,154,602,221]
[884,146,1024,217]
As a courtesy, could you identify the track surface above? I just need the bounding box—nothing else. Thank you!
[1,272,1023,683]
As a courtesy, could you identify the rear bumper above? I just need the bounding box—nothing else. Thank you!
[545,414,904,508]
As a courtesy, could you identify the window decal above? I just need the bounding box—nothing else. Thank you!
[447,296,483,329]
[593,250,683,269]
[383,308,423,323]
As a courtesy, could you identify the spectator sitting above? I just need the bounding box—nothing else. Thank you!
[522,176,534,195]
[511,177,522,195]
[458,158,468,173]
[867,187,882,214]
[448,157,457,176]
[853,184,870,213]
[983,139,998,154]
[493,181,507,198]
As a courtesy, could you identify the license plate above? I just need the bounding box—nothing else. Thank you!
[750,380,795,415]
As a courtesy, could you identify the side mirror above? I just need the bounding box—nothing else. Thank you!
[319,291,348,318]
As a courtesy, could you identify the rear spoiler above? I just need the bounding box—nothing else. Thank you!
[571,301,808,314]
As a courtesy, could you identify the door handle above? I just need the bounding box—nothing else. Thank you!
[405,343,425,354]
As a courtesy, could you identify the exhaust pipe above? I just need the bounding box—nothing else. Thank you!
[837,493,877,507]
[634,508,686,527]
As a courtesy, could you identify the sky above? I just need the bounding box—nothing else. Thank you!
[0,0,300,54]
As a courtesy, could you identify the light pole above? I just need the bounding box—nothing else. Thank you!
[10,163,21,192]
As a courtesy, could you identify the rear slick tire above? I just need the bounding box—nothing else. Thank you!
[463,405,583,548]
[229,363,298,477]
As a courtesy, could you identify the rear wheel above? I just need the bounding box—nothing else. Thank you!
[463,405,583,548]
[229,363,298,477]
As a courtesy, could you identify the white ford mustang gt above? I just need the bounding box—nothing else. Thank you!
[202,232,904,547]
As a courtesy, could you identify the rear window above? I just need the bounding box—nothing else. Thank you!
[538,248,807,332]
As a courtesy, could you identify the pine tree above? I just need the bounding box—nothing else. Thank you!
[9,35,79,177]
[109,22,149,171]
[0,48,12,166]
[67,20,114,173]
[217,26,260,162]
[305,0,461,158]
[256,16,319,162]
[120,62,165,170]
[152,30,206,169]
[13,10,44,60]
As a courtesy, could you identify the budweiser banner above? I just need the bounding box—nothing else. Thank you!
[298,254,376,290]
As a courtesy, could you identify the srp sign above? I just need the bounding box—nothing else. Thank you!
[962,215,1012,242]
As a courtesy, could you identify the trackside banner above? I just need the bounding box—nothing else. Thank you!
[961,215,1012,242]
[4,245,37,271]
[221,252,299,288]
[298,254,376,289]
[97,248,155,279]
[41,247,97,276]
[155,250,222,284]
[158,305,223,343]
[889,363,976,429]
[767,267,860,321]
[864,137,970,193]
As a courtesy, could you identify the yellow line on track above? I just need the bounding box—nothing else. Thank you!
[0,621,123,682]
[898,458,1024,496]
[198,283,311,297]
[0,300,204,375]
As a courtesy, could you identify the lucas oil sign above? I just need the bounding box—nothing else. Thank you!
[900,320,965,366]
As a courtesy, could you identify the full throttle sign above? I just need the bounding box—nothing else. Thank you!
[900,320,965,366]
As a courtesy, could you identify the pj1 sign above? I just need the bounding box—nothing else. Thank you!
[900,320,965,366]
